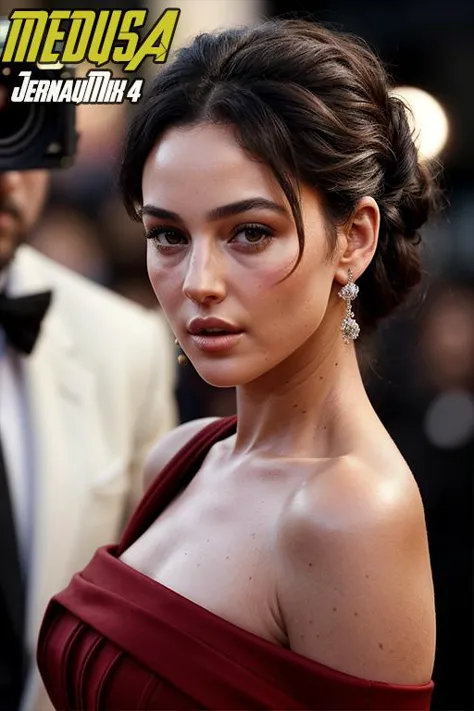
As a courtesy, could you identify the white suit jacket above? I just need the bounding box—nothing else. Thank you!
[5,246,177,711]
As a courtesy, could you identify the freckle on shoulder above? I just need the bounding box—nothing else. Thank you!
[277,454,420,552]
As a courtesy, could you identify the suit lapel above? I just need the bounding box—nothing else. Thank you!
[7,248,100,652]
[22,323,99,651]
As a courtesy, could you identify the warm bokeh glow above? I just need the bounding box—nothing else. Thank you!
[391,85,449,160]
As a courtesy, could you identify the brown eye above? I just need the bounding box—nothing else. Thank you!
[232,224,273,248]
[145,226,187,247]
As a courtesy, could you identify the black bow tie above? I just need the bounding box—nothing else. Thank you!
[0,290,53,355]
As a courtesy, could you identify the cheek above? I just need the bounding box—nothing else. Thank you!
[255,258,333,340]
[236,240,300,297]
[146,247,180,307]
[23,173,49,226]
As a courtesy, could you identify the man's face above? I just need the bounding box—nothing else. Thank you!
[0,170,50,271]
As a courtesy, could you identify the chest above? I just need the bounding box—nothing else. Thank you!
[120,461,299,646]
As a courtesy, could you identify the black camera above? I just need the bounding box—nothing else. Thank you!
[0,17,78,171]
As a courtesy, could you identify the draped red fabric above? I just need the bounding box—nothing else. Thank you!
[37,416,434,710]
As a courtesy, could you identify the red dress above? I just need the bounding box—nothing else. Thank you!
[37,416,434,710]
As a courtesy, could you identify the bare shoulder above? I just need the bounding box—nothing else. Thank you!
[143,417,221,490]
[276,455,435,685]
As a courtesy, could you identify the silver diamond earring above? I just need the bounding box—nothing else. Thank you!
[338,269,360,344]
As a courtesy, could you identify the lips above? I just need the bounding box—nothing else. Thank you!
[0,202,21,222]
[187,317,242,336]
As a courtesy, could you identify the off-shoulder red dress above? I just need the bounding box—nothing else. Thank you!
[37,416,434,710]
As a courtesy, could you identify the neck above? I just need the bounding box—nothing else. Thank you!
[232,332,375,460]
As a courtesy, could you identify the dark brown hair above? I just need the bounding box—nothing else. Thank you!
[120,18,441,331]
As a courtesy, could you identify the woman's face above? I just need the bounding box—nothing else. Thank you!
[141,123,340,388]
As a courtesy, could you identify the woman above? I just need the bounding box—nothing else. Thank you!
[37,18,439,710]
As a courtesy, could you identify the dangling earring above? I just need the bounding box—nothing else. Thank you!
[338,269,360,344]
[174,338,189,366]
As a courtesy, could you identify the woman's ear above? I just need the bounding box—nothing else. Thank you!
[334,196,380,284]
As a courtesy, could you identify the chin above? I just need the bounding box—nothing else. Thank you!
[190,357,255,389]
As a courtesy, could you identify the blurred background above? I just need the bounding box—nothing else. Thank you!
[1,0,472,708]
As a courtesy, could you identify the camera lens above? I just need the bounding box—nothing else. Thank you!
[0,73,43,154]
[0,58,76,171]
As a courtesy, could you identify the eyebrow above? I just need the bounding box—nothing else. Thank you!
[138,197,288,223]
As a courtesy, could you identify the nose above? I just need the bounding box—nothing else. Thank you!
[0,171,22,195]
[182,241,226,305]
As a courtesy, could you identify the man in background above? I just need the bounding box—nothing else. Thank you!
[0,169,177,711]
